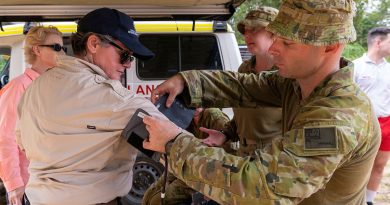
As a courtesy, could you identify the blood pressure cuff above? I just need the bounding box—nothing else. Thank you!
[121,108,156,158]
[122,94,195,158]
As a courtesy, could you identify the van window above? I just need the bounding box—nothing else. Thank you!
[137,34,223,79]
[0,47,11,89]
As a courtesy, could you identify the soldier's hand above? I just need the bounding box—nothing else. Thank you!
[151,74,185,107]
[8,186,24,205]
[143,116,182,153]
[201,127,227,147]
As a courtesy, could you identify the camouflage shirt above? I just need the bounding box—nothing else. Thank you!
[142,108,229,205]
[188,108,229,139]
[166,59,380,205]
[223,56,282,156]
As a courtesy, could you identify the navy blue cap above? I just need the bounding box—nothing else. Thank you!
[78,8,154,60]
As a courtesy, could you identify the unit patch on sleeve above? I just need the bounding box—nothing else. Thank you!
[304,127,337,150]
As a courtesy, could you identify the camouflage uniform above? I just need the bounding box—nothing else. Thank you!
[142,108,229,205]
[161,1,380,204]
[223,56,282,157]
[168,60,380,205]
[222,7,282,157]
[143,8,280,205]
[188,108,230,140]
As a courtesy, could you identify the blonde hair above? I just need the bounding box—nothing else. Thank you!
[24,26,63,64]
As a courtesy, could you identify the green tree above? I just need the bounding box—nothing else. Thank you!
[355,0,390,48]
[345,0,390,60]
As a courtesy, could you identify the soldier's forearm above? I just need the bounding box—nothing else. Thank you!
[167,134,297,205]
[179,70,282,108]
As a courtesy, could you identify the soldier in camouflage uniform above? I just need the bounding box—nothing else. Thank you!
[143,8,280,205]
[142,108,229,205]
[203,7,282,157]
[144,0,381,204]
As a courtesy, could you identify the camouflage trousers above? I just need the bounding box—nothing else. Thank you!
[142,172,194,205]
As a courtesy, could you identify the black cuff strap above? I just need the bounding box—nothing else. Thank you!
[165,131,183,155]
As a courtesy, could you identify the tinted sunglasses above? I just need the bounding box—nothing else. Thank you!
[39,44,67,53]
[100,35,135,64]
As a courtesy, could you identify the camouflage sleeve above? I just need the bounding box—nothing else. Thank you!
[237,56,256,73]
[200,108,230,131]
[167,115,361,204]
[194,108,230,139]
[180,70,283,108]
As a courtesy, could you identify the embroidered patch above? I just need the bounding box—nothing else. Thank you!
[304,127,337,149]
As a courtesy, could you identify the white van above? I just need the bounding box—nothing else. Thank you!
[0,21,242,93]
[0,1,244,204]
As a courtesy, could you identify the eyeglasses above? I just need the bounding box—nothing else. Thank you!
[39,44,67,53]
[100,35,135,64]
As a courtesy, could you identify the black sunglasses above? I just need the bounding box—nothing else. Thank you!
[39,44,67,53]
[100,35,135,64]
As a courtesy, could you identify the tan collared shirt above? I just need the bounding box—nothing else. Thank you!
[16,55,166,205]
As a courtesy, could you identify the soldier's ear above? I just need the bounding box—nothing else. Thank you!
[324,43,341,54]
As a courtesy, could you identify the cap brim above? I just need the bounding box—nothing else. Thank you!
[116,31,155,60]
[237,19,269,34]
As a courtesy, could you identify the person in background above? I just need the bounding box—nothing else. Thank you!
[202,6,282,157]
[0,26,64,205]
[353,27,390,205]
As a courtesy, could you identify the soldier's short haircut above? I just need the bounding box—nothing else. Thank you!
[367,27,390,47]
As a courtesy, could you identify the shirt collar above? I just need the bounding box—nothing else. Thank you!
[362,53,388,66]
[58,54,110,79]
[309,58,354,100]
[24,68,40,81]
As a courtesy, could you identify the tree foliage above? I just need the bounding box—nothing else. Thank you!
[230,0,390,60]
